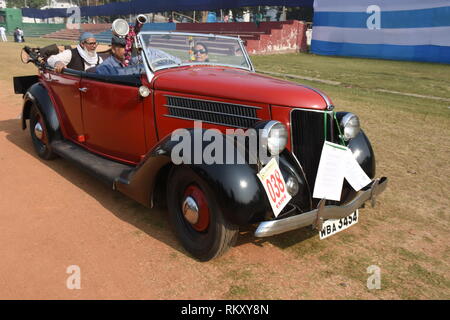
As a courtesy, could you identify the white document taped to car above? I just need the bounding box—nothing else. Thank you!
[343,148,372,191]
[313,141,371,201]
[313,141,347,201]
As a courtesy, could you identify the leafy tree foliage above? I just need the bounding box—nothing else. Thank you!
[286,7,313,22]
[7,0,47,9]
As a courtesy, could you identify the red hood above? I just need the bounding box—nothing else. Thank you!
[152,66,330,110]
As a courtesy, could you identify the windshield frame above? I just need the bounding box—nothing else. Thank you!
[137,31,255,79]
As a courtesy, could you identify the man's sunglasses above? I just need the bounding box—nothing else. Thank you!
[193,49,207,54]
[84,41,98,46]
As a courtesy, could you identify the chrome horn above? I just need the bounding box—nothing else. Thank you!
[136,14,148,25]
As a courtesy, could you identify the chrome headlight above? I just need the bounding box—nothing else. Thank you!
[340,113,360,141]
[112,19,129,37]
[260,121,288,156]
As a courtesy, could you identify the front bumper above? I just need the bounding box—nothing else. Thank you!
[254,177,388,237]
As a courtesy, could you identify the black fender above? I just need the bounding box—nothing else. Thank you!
[21,82,62,141]
[340,129,376,204]
[116,129,311,226]
[348,129,376,179]
[187,160,268,226]
[188,149,312,225]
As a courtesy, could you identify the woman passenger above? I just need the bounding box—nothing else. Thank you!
[193,43,209,62]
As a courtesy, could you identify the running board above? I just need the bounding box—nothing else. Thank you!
[51,140,134,188]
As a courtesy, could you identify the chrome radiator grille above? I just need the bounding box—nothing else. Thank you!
[164,95,260,128]
[291,109,334,191]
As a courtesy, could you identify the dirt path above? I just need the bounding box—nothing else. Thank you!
[0,80,310,299]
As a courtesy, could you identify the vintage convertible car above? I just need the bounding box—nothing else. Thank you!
[13,21,387,261]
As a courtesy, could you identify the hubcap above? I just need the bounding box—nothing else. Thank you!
[34,122,44,140]
[182,196,199,225]
[182,185,210,232]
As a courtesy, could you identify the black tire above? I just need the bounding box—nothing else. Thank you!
[29,103,56,160]
[167,166,239,261]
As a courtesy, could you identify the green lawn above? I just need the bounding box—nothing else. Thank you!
[252,52,450,100]
[254,52,450,299]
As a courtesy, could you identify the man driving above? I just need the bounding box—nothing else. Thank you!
[95,35,142,75]
[47,32,103,73]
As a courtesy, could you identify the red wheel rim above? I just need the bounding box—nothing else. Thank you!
[183,185,210,232]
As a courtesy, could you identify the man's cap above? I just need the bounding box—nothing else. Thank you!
[79,32,95,42]
[111,35,126,47]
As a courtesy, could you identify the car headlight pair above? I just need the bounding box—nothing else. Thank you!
[258,112,360,155]
[339,112,361,141]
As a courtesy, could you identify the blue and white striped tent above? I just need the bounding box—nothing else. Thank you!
[311,0,450,64]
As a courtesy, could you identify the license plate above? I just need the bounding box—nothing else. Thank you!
[257,158,292,217]
[319,209,359,240]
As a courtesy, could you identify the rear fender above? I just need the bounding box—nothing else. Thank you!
[21,82,62,141]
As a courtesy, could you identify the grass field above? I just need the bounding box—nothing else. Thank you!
[253,53,450,101]
[252,52,450,299]
[0,37,449,299]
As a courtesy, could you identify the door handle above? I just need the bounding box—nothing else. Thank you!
[79,87,88,92]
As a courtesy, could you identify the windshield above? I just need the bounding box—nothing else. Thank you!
[139,32,252,72]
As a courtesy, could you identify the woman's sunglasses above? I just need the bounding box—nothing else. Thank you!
[193,49,207,54]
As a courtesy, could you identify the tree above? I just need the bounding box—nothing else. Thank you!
[286,7,313,22]
[7,0,47,9]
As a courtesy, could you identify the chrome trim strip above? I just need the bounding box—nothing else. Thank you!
[254,177,388,237]
[153,62,252,73]
[287,152,313,210]
[296,84,334,110]
[164,95,262,110]
[163,114,257,129]
[290,108,334,114]
[239,38,255,72]
[140,31,243,41]
[289,107,333,154]
[137,34,155,82]
[164,104,260,121]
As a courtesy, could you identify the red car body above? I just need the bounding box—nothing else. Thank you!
[14,32,387,261]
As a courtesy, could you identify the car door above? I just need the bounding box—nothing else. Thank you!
[43,70,83,141]
[79,73,147,164]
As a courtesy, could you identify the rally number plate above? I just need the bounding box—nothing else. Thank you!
[257,158,291,217]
